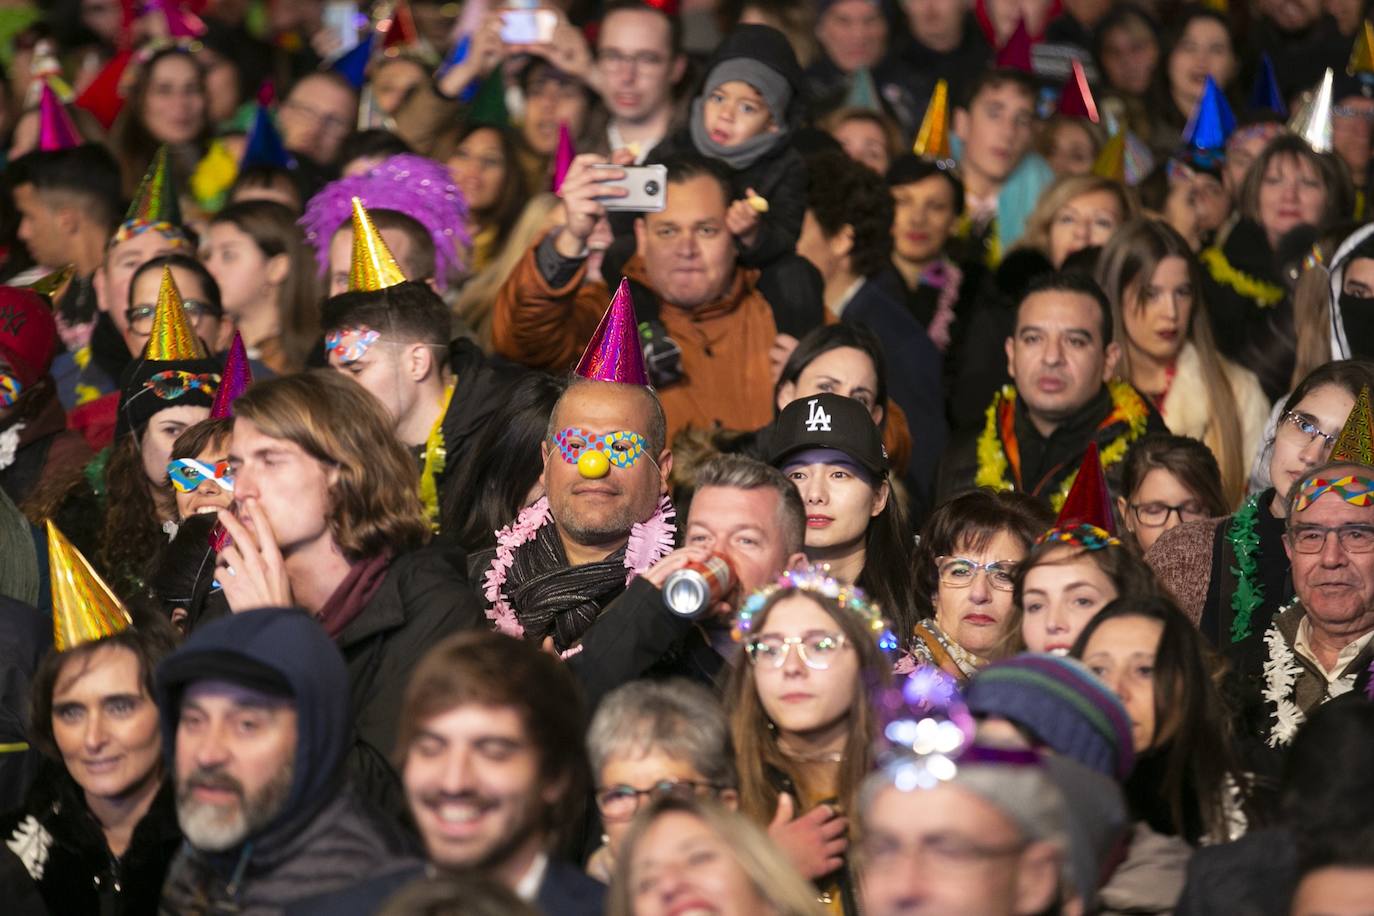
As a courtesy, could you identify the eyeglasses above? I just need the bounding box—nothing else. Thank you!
[127,299,220,336]
[281,98,353,137]
[594,779,729,821]
[744,631,848,669]
[598,49,668,71]
[935,557,1016,591]
[1288,523,1374,554]
[1280,410,1338,451]
[1128,502,1207,528]
[858,832,1028,871]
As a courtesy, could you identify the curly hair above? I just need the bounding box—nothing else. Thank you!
[231,370,429,561]
[802,149,895,279]
[101,434,171,597]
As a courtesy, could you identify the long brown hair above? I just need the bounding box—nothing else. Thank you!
[1117,433,1228,552]
[726,587,891,825]
[1290,224,1362,388]
[232,371,429,561]
[210,200,321,373]
[1097,218,1248,505]
[108,47,210,197]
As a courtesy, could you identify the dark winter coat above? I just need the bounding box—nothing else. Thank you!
[433,339,528,514]
[0,380,92,508]
[0,767,181,916]
[0,596,47,812]
[154,608,420,915]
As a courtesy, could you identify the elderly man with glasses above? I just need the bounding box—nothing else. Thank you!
[1227,389,1374,778]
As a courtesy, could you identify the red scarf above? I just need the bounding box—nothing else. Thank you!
[317,550,394,638]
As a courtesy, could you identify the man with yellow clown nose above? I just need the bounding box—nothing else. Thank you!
[1228,386,1374,776]
[472,278,677,657]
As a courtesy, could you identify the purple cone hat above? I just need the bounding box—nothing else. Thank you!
[574,278,649,386]
[38,82,81,151]
[209,332,252,418]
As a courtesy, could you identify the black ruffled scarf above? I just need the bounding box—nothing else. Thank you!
[507,524,628,652]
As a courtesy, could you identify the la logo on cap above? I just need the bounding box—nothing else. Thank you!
[805,398,832,432]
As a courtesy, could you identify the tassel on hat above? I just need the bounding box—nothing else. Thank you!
[1289,68,1335,154]
[47,520,132,652]
[912,79,952,163]
[1057,60,1098,122]
[574,277,649,386]
[348,196,408,291]
[145,265,208,361]
[1251,53,1286,117]
[209,332,252,418]
[1330,386,1374,466]
[552,122,575,193]
[38,82,82,152]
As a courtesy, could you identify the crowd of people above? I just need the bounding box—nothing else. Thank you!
[2,0,1374,914]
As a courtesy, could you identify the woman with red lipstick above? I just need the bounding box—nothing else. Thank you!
[906,489,1054,681]
[0,615,181,916]
[1146,361,1374,642]
[1097,218,1269,505]
[727,566,892,914]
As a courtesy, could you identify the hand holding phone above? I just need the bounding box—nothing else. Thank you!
[499,9,557,44]
[590,164,667,212]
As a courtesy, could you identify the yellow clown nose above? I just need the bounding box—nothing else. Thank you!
[578,449,611,479]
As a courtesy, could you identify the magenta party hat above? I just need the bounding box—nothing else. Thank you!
[38,81,81,151]
[574,278,648,386]
[552,122,575,193]
[209,332,253,418]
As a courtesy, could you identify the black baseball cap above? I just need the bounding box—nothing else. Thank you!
[767,393,888,478]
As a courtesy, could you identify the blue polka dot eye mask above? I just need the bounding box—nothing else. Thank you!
[552,427,650,470]
[325,326,381,365]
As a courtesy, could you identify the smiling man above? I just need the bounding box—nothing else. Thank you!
[155,608,416,912]
[937,273,1164,510]
[1228,393,1374,775]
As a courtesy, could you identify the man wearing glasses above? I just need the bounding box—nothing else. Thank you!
[590,0,689,162]
[277,72,359,171]
[1228,397,1374,776]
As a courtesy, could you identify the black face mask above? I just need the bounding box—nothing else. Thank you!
[1340,291,1374,360]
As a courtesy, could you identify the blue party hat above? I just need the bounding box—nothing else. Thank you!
[330,35,374,91]
[240,105,296,170]
[1182,76,1236,151]
[1250,54,1286,117]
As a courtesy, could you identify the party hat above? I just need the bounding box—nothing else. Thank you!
[147,0,207,38]
[1092,131,1153,186]
[331,35,375,91]
[469,72,509,126]
[47,520,132,652]
[145,266,208,361]
[1330,386,1374,466]
[382,0,420,53]
[1289,68,1335,154]
[1251,53,1286,117]
[74,49,132,130]
[124,146,182,227]
[26,265,75,301]
[643,0,680,14]
[38,82,82,152]
[1053,443,1116,535]
[1057,60,1098,122]
[845,68,879,111]
[996,17,1033,73]
[348,196,408,291]
[26,40,69,107]
[552,122,575,192]
[1181,76,1236,152]
[574,278,649,386]
[209,332,252,418]
[240,104,296,170]
[1349,21,1374,77]
[913,79,952,162]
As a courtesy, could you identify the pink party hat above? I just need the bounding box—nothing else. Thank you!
[209,332,252,418]
[38,82,81,151]
[552,122,575,193]
[574,278,648,385]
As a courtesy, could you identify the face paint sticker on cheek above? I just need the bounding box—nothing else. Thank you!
[553,427,650,478]
[0,374,21,408]
[325,326,381,365]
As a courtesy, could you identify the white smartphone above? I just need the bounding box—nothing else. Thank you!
[499,9,558,44]
[592,164,668,212]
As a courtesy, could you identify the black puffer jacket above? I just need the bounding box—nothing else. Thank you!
[155,609,420,915]
[0,765,181,916]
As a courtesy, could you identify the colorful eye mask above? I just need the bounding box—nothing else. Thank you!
[553,427,649,469]
[1293,475,1374,512]
[325,326,381,365]
[1036,523,1121,551]
[168,458,235,493]
[145,370,219,400]
[0,374,21,409]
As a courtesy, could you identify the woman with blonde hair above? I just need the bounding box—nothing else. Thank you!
[726,566,892,914]
[1019,174,1140,269]
[1096,218,1269,506]
[609,796,825,916]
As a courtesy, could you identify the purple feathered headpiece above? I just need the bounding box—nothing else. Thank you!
[300,154,470,290]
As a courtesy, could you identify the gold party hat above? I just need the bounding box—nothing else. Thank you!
[145,265,208,361]
[348,196,408,291]
[1349,20,1374,76]
[913,79,952,162]
[47,520,132,652]
[1331,386,1374,466]
[26,264,74,301]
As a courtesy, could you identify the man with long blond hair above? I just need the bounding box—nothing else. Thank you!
[212,370,484,809]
